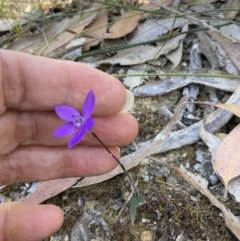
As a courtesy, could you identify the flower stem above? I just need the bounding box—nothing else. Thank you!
[91,130,139,197]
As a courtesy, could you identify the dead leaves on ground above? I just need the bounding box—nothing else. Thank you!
[2,0,191,62]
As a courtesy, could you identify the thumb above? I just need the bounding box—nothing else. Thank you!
[0,202,64,241]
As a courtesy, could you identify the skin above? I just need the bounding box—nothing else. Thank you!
[0,50,138,241]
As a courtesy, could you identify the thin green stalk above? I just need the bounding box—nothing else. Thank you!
[0,0,5,13]
[113,72,240,79]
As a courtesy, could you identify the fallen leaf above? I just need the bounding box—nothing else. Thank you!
[82,11,108,51]
[128,18,188,44]
[103,11,141,39]
[207,30,240,72]
[222,0,240,19]
[198,30,239,74]
[193,101,240,118]
[165,39,183,69]
[212,103,240,117]
[97,25,187,65]
[18,178,79,204]
[199,123,240,203]
[215,124,240,198]
[197,31,219,69]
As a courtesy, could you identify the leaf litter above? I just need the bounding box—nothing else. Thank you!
[2,0,240,240]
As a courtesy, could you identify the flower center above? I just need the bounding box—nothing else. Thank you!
[73,115,84,128]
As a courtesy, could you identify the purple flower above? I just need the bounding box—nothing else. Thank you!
[53,90,95,148]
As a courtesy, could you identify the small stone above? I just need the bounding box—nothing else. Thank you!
[49,237,57,241]
[77,196,85,207]
[194,163,205,174]
[140,230,153,241]
[64,235,70,241]
[141,218,150,223]
[209,174,220,186]
[182,152,188,158]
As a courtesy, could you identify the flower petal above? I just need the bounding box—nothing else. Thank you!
[82,90,95,119]
[68,118,95,148]
[55,105,81,122]
[52,123,76,137]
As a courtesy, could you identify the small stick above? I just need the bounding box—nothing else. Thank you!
[91,130,139,197]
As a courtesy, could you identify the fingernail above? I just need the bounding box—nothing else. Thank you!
[121,89,134,113]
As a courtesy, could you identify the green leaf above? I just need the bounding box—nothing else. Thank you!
[129,194,145,225]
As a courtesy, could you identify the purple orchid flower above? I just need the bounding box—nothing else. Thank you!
[53,90,95,148]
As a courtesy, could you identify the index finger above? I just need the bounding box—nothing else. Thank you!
[0,50,126,115]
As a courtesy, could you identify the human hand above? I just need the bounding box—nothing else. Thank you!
[0,50,138,241]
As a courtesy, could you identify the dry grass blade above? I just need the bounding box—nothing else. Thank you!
[192,101,240,118]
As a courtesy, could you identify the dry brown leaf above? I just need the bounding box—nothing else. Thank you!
[103,11,141,39]
[213,103,240,117]
[207,30,240,71]
[193,101,240,118]
[34,32,76,56]
[215,124,240,198]
[18,178,79,204]
[222,0,240,19]
[82,11,108,52]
